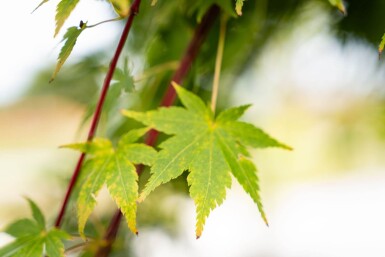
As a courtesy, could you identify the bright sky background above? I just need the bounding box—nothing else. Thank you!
[0,0,121,106]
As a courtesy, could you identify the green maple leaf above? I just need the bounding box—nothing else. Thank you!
[54,0,81,37]
[63,128,157,237]
[112,58,135,93]
[0,199,70,257]
[122,82,291,238]
[51,23,87,82]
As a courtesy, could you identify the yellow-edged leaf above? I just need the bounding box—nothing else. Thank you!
[55,0,81,37]
[51,23,86,82]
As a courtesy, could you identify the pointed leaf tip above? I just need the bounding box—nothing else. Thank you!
[54,0,81,37]
[51,24,86,80]
[32,0,49,14]
[24,198,46,229]
[328,0,347,15]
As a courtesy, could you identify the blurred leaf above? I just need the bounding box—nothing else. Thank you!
[63,128,157,238]
[109,0,130,17]
[379,32,385,58]
[32,0,49,13]
[328,0,347,15]
[51,24,87,82]
[112,59,135,93]
[123,83,290,238]
[235,0,245,15]
[55,0,81,37]
[0,199,70,257]
[26,198,46,230]
[190,0,235,21]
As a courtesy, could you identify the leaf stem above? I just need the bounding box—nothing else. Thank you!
[54,0,142,228]
[86,17,123,28]
[93,5,220,257]
[211,13,227,114]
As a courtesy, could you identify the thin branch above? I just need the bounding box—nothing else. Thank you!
[211,14,227,114]
[54,0,142,228]
[86,17,123,28]
[65,242,90,255]
[93,5,220,257]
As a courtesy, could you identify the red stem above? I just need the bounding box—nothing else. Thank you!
[94,5,220,257]
[54,0,142,228]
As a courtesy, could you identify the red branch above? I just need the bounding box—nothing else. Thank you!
[54,0,142,228]
[94,5,220,257]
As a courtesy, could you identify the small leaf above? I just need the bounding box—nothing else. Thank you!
[32,0,49,13]
[112,58,135,93]
[235,0,245,16]
[0,201,70,257]
[328,0,347,15]
[109,0,130,17]
[51,24,86,82]
[67,131,156,237]
[55,0,81,37]
[151,0,158,6]
[25,198,45,229]
[379,33,385,59]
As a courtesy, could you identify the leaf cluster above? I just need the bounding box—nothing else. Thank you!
[0,199,70,257]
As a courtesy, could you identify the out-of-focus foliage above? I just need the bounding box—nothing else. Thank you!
[379,32,385,57]
[337,0,385,44]
[0,199,70,257]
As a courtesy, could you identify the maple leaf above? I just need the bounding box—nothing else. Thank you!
[0,198,70,257]
[51,23,87,82]
[112,58,135,93]
[54,0,81,37]
[122,82,291,238]
[63,128,157,237]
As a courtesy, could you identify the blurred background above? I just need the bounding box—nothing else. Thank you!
[1,0,385,256]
